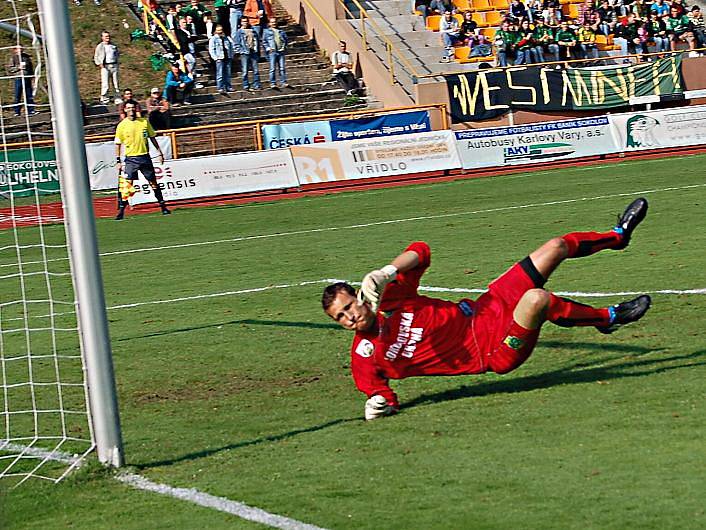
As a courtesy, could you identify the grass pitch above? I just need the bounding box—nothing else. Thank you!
[3,154,706,529]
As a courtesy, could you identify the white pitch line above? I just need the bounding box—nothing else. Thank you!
[1,182,705,271]
[1,441,327,530]
[98,183,706,258]
[115,472,327,530]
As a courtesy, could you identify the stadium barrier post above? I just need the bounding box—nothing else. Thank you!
[37,0,124,467]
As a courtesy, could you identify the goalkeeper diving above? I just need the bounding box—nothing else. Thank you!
[322,199,652,420]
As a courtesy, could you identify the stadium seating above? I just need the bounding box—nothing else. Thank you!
[485,10,504,26]
[426,14,442,31]
[454,46,494,63]
[471,0,494,11]
[472,11,490,27]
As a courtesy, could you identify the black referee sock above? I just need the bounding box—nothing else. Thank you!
[152,184,166,206]
[116,191,126,210]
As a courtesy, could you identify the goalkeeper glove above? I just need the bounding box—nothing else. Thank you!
[358,264,397,312]
[364,395,397,421]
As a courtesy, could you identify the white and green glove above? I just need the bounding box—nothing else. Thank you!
[364,395,396,421]
[358,264,397,312]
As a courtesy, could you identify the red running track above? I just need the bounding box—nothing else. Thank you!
[1,144,704,230]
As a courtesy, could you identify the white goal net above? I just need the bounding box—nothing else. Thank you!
[0,1,119,486]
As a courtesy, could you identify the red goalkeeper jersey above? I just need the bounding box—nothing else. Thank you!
[350,242,485,408]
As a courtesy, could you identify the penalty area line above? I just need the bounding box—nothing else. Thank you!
[106,279,706,312]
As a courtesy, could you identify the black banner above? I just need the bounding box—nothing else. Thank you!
[446,56,683,122]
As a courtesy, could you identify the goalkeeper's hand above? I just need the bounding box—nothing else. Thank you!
[364,395,397,421]
[358,265,397,312]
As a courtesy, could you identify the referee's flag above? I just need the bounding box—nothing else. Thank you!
[118,175,136,201]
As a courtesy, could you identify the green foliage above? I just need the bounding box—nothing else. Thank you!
[343,94,363,106]
[3,154,706,528]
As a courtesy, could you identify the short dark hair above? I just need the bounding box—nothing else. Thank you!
[321,282,355,311]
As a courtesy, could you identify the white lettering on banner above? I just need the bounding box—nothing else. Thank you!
[385,313,423,361]
[129,148,298,205]
[609,104,706,151]
[291,130,461,184]
[456,116,618,169]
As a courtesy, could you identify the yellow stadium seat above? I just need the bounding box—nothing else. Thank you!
[485,10,504,25]
[454,46,471,59]
[454,0,472,10]
[567,4,580,18]
[426,15,442,31]
[454,13,465,24]
[472,0,494,11]
[559,0,571,4]
[472,11,489,27]
[479,27,497,38]
[490,0,510,9]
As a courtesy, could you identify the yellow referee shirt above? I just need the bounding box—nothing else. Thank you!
[114,117,156,157]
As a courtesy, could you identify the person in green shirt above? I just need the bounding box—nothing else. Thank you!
[515,19,537,64]
[214,0,232,36]
[666,6,696,51]
[532,16,559,63]
[180,0,211,36]
[494,20,519,66]
[555,21,578,61]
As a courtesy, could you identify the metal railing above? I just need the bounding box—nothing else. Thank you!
[0,104,449,159]
[299,0,343,42]
[415,45,706,80]
[336,0,422,92]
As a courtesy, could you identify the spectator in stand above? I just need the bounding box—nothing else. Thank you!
[439,10,462,62]
[578,21,599,60]
[526,0,542,23]
[650,0,669,18]
[578,0,601,30]
[509,0,528,22]
[555,20,578,61]
[648,10,670,52]
[331,40,359,95]
[533,15,559,62]
[636,19,650,58]
[670,0,687,17]
[94,30,120,104]
[165,5,179,30]
[263,18,289,89]
[459,10,479,45]
[208,24,235,93]
[117,88,142,119]
[515,19,537,63]
[416,0,450,22]
[175,17,202,86]
[495,20,519,66]
[214,0,231,36]
[541,0,560,22]
[612,15,634,61]
[234,17,262,91]
[244,0,275,41]
[229,0,247,38]
[666,5,697,51]
[597,0,618,36]
[164,63,195,105]
[144,87,171,130]
[688,6,705,47]
[8,45,36,117]
[182,0,210,35]
[204,13,215,38]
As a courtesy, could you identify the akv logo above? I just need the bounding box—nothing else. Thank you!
[154,165,173,180]
[625,115,660,148]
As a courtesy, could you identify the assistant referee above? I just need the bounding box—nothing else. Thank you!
[114,101,170,220]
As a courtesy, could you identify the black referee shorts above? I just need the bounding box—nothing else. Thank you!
[124,154,156,182]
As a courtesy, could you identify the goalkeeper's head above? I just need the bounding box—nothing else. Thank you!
[322,282,376,332]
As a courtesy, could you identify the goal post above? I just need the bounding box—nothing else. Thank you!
[37,0,123,468]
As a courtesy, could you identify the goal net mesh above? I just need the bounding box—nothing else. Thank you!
[0,2,94,486]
